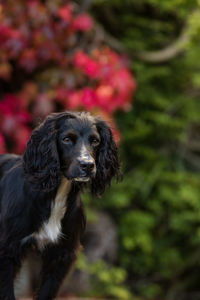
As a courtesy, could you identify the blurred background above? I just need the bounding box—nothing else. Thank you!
[1,0,200,299]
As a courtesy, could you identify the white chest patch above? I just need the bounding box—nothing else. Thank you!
[33,178,71,250]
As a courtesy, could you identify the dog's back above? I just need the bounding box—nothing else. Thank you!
[0,154,21,180]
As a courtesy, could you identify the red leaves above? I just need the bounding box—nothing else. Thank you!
[0,0,136,153]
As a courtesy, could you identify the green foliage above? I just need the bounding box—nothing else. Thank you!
[76,253,133,299]
[81,0,200,299]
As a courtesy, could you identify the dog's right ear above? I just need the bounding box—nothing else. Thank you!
[23,114,60,191]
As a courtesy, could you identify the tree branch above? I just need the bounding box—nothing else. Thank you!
[95,21,190,63]
[132,27,189,63]
[80,0,191,63]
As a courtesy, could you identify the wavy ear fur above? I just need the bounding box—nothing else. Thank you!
[91,118,121,197]
[23,114,61,191]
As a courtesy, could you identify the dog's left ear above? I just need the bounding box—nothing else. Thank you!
[91,118,121,197]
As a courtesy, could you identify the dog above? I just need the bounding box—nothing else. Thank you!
[0,111,120,300]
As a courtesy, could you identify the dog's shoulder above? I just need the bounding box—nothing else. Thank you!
[0,153,21,163]
[0,154,25,212]
[0,154,22,178]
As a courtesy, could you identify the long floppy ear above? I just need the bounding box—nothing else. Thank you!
[91,118,121,197]
[23,114,60,191]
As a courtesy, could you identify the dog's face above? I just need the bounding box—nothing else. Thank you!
[57,116,100,182]
[23,111,120,195]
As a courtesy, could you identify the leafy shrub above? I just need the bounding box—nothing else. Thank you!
[90,0,200,299]
[0,0,135,153]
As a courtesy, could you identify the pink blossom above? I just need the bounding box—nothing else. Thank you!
[81,88,97,110]
[73,51,89,68]
[57,4,72,22]
[95,85,115,112]
[73,51,100,79]
[72,14,93,32]
[66,91,82,110]
[83,59,99,78]
[110,69,136,97]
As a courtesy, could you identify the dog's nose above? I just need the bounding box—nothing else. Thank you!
[79,161,95,173]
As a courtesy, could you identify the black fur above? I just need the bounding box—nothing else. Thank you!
[0,111,120,300]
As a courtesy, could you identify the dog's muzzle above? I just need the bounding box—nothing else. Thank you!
[74,159,95,182]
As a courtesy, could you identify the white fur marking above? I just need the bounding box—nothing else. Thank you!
[33,178,71,250]
[80,144,89,160]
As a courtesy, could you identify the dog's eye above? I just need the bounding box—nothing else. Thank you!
[63,137,72,144]
[63,133,77,144]
[90,138,100,147]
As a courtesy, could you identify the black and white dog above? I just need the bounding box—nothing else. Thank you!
[0,111,120,300]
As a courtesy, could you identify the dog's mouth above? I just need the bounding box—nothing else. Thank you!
[63,172,91,182]
[63,168,96,182]
[73,177,90,182]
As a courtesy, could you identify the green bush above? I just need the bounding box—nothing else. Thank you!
[82,0,200,299]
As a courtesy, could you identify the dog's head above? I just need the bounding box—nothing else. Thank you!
[23,112,120,196]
